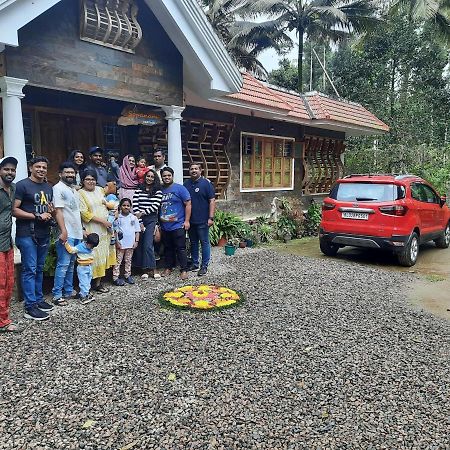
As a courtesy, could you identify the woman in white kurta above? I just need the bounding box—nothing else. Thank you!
[79,169,116,292]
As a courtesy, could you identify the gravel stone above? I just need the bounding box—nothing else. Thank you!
[1,247,449,449]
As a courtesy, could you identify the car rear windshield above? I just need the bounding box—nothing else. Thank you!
[330,182,404,202]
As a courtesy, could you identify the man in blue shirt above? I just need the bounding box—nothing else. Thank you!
[184,162,216,276]
[159,167,191,280]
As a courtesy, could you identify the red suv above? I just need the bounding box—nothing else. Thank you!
[319,174,450,266]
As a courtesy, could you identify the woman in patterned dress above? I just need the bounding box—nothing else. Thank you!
[79,169,116,292]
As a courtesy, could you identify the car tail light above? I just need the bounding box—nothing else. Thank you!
[322,201,336,211]
[379,205,408,216]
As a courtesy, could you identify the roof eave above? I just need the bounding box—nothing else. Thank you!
[312,120,390,136]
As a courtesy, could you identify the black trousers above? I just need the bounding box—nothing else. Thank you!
[162,227,188,271]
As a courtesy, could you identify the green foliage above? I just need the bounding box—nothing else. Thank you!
[256,223,274,243]
[302,201,322,237]
[43,236,58,276]
[329,12,450,191]
[276,215,297,239]
[209,210,246,245]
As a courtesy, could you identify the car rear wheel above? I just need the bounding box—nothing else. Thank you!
[319,238,339,257]
[397,232,419,267]
[434,223,450,249]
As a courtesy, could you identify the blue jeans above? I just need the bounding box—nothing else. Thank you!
[16,235,50,309]
[188,224,211,268]
[52,238,81,299]
[77,265,92,297]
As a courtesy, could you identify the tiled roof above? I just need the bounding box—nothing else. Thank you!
[228,73,292,112]
[271,89,311,121]
[305,92,389,132]
[225,73,389,133]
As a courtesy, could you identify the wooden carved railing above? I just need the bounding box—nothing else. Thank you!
[138,119,233,199]
[302,136,345,194]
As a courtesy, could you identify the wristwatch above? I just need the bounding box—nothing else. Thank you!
[209,217,214,221]
[34,212,42,220]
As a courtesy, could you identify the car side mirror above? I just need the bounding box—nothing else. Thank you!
[440,195,447,207]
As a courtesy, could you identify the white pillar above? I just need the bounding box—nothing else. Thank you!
[0,76,28,181]
[162,105,185,185]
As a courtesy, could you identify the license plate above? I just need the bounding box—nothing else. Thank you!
[342,211,369,220]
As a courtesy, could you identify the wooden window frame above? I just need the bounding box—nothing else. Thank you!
[240,132,295,192]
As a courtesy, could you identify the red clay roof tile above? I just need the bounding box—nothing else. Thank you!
[225,73,389,133]
[228,73,292,111]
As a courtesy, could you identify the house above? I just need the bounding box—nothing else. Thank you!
[0,0,388,217]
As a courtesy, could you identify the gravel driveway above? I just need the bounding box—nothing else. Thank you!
[1,248,449,449]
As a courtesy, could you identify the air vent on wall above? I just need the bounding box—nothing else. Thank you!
[80,0,142,53]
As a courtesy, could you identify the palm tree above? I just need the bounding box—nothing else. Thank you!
[390,0,450,43]
[246,0,380,92]
[200,0,292,77]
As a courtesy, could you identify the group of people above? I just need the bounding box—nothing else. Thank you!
[0,146,216,331]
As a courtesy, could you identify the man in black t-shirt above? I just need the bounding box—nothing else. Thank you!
[13,157,55,321]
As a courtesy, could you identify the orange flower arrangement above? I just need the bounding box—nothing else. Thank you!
[160,285,242,310]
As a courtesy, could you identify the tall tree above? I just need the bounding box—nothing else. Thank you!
[200,0,291,77]
[246,0,380,92]
[391,0,450,43]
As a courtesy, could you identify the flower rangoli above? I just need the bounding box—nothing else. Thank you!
[160,285,242,310]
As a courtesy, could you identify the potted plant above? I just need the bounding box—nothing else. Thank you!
[224,237,240,256]
[237,222,253,248]
[209,210,244,246]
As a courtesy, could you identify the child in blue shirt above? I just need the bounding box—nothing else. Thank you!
[65,233,99,304]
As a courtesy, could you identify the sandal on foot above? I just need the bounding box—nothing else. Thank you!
[141,273,149,280]
[93,285,109,293]
[53,298,68,306]
[0,323,21,333]
[161,269,172,277]
[153,273,161,280]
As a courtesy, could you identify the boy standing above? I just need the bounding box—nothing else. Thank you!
[64,233,99,304]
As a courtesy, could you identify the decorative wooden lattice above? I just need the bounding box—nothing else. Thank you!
[138,120,233,199]
[80,0,142,53]
[302,136,345,195]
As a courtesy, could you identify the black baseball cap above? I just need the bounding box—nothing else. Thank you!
[0,156,18,167]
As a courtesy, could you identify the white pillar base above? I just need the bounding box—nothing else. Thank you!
[0,76,28,182]
[162,105,185,185]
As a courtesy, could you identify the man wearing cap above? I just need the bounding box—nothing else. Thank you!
[86,146,108,188]
[51,162,84,306]
[0,157,19,332]
[13,156,55,321]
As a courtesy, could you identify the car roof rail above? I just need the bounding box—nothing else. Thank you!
[394,174,419,180]
[343,173,398,178]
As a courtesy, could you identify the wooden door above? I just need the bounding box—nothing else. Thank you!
[38,112,68,185]
[67,116,97,156]
[38,113,98,185]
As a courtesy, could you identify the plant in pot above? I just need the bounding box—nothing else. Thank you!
[237,222,253,248]
[224,237,240,256]
[209,210,244,246]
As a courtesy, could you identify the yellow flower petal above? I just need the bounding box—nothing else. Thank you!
[197,285,212,291]
[192,300,213,309]
[192,290,210,298]
[216,299,237,307]
[177,286,195,292]
[168,299,189,307]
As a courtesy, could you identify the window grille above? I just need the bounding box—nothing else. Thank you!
[80,0,142,53]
